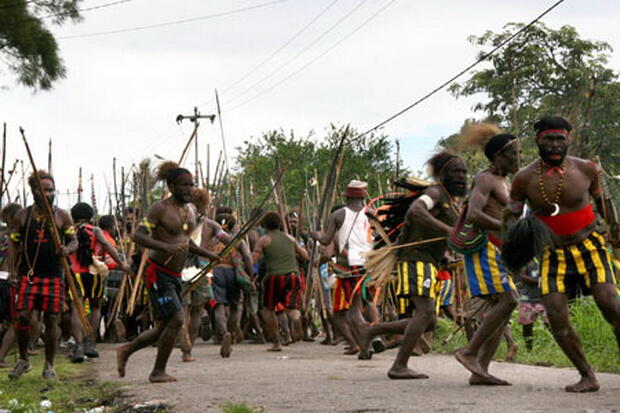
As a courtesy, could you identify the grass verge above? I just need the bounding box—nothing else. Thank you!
[0,352,120,412]
[434,296,620,374]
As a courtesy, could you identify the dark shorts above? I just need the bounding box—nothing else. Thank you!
[0,279,14,322]
[146,262,183,320]
[182,276,210,307]
[75,272,105,301]
[262,272,302,311]
[212,267,240,304]
[16,275,65,314]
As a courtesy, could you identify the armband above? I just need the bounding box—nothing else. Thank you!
[140,218,157,233]
[418,194,435,210]
[63,226,76,235]
[215,229,226,239]
[9,232,21,242]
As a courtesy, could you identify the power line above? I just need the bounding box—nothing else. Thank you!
[58,0,290,39]
[198,0,340,110]
[220,0,369,108]
[348,0,566,143]
[7,0,133,24]
[228,0,397,113]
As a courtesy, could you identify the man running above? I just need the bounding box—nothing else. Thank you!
[116,162,220,383]
[8,171,77,380]
[312,180,374,354]
[69,202,129,362]
[357,152,467,378]
[452,123,520,385]
[359,152,467,379]
[253,212,308,351]
[506,116,620,392]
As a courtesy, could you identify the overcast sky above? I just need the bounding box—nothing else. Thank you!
[1,0,619,209]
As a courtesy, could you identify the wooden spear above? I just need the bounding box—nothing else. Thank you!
[19,127,93,337]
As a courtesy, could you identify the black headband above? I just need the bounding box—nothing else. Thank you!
[484,134,517,161]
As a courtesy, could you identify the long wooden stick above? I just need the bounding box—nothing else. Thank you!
[126,251,148,315]
[19,127,93,337]
[0,123,6,210]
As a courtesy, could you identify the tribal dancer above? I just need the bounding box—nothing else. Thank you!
[357,152,467,378]
[452,123,520,385]
[116,162,219,383]
[8,171,77,380]
[312,180,374,355]
[505,116,620,392]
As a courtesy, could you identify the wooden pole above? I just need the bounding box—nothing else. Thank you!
[19,127,93,337]
[0,123,6,209]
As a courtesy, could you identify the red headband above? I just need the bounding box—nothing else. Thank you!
[343,187,366,199]
[536,129,569,139]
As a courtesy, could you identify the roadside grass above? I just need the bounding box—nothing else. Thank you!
[434,297,620,374]
[0,352,120,412]
[221,402,264,413]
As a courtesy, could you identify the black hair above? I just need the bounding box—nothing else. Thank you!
[262,211,282,231]
[534,116,572,134]
[427,151,460,180]
[98,214,116,231]
[215,213,236,232]
[1,203,22,225]
[28,170,54,189]
[71,202,94,221]
[485,134,517,161]
[502,216,554,274]
[156,161,192,185]
[76,224,94,268]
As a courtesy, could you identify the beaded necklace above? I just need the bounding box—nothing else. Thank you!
[537,159,566,216]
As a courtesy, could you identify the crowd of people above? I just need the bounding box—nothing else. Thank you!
[0,115,618,393]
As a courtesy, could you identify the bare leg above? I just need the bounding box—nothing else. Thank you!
[149,311,184,383]
[591,283,620,351]
[277,311,292,344]
[214,303,232,358]
[286,309,303,342]
[15,309,33,361]
[227,302,243,343]
[116,322,165,377]
[387,297,435,379]
[503,324,518,361]
[41,314,58,379]
[455,292,516,383]
[0,325,15,367]
[261,308,281,351]
[358,319,409,359]
[543,292,598,393]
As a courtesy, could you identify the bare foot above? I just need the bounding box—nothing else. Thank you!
[343,345,360,355]
[469,373,511,386]
[42,363,57,380]
[387,366,429,380]
[455,348,488,378]
[148,372,177,383]
[267,344,282,352]
[27,349,38,356]
[320,338,334,346]
[565,374,599,393]
[356,325,373,359]
[504,343,518,362]
[182,352,195,362]
[116,345,130,378]
[220,332,232,358]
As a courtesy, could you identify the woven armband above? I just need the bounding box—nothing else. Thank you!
[63,226,76,235]
[9,232,21,242]
[140,218,157,233]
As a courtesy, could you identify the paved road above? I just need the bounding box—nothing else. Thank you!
[95,341,620,413]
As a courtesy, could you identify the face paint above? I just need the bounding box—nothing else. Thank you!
[442,159,468,197]
[537,132,568,167]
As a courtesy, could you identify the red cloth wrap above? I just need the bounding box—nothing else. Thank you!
[343,187,366,198]
[437,270,451,281]
[145,258,181,288]
[488,233,503,248]
[535,204,595,236]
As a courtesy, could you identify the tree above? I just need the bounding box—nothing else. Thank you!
[448,22,620,173]
[232,124,404,217]
[0,0,82,90]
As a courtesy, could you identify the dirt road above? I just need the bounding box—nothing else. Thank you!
[95,341,620,413]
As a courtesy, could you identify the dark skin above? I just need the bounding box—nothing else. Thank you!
[519,270,542,352]
[311,197,372,354]
[357,160,468,379]
[253,229,308,351]
[116,173,219,383]
[506,132,620,392]
[455,141,520,386]
[8,179,78,378]
[72,220,129,348]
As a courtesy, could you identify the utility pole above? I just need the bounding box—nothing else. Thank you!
[176,107,215,185]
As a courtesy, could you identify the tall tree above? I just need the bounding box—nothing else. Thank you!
[448,22,620,175]
[0,0,82,90]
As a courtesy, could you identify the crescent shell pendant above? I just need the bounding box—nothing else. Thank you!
[551,203,560,217]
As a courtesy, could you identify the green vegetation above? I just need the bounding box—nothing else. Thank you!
[0,353,119,413]
[222,402,264,413]
[434,297,620,374]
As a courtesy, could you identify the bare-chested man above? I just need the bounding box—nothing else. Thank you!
[8,171,78,380]
[116,162,219,383]
[357,152,467,378]
[506,116,620,392]
[253,212,309,351]
[452,123,520,385]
